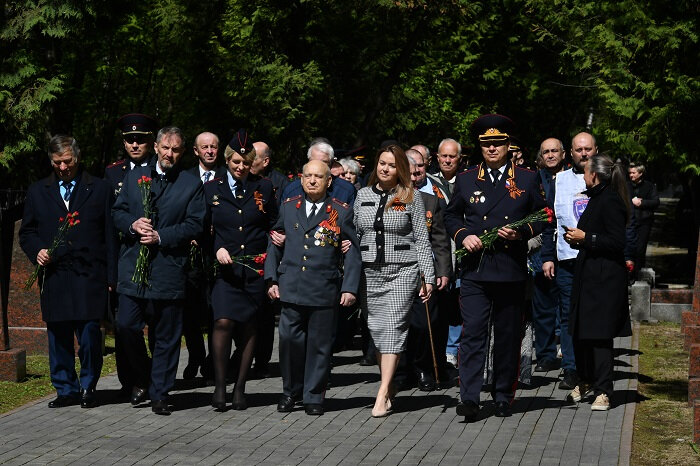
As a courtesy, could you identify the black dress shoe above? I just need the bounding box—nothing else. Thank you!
[231,391,247,411]
[48,395,79,408]
[304,404,324,415]
[277,395,298,413]
[130,387,148,405]
[559,370,579,390]
[151,399,171,415]
[182,362,200,380]
[252,363,271,379]
[534,359,560,373]
[417,371,436,392]
[359,355,376,366]
[494,401,511,417]
[456,400,479,421]
[81,389,97,408]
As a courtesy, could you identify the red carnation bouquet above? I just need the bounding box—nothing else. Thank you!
[213,253,267,277]
[25,211,81,293]
[455,207,554,259]
[132,175,153,288]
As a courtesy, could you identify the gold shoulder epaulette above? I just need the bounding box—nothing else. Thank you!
[284,194,303,203]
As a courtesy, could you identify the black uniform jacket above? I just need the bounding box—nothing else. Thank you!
[444,161,546,282]
[203,173,278,279]
[19,170,115,322]
[569,183,632,339]
[420,191,452,279]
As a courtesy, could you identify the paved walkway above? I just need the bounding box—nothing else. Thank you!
[0,327,638,465]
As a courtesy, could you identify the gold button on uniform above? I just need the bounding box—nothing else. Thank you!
[305,234,309,238]
[238,226,243,231]
[238,209,242,214]
[302,256,307,261]
[504,215,509,220]
[240,245,245,249]
[302,266,306,271]
[483,230,488,234]
[483,216,487,220]
[304,245,309,249]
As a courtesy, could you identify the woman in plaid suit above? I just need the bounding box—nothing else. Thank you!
[354,144,435,417]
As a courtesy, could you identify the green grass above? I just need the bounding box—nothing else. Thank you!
[0,335,118,414]
[632,322,700,465]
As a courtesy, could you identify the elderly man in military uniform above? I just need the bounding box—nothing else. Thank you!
[265,160,361,416]
[444,114,546,420]
[104,113,158,399]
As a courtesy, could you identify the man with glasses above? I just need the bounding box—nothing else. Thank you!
[540,132,596,391]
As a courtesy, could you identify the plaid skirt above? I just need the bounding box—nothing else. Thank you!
[362,262,420,353]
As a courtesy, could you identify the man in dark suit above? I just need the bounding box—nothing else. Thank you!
[444,114,546,420]
[20,135,115,409]
[265,160,362,416]
[249,140,289,378]
[182,132,226,380]
[394,150,452,391]
[279,141,356,206]
[104,113,158,398]
[112,126,205,415]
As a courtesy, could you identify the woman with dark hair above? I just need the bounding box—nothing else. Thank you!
[204,129,278,411]
[354,144,435,417]
[562,153,632,411]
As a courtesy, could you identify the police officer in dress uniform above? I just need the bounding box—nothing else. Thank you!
[204,129,278,411]
[266,160,362,416]
[104,113,158,399]
[444,114,546,421]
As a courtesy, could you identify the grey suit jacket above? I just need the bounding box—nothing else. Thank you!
[420,191,452,279]
[353,186,435,285]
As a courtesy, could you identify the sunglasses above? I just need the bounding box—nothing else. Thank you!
[124,134,149,144]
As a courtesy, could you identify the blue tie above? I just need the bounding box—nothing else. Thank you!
[62,181,73,201]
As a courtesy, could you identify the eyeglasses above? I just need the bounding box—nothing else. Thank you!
[124,134,149,144]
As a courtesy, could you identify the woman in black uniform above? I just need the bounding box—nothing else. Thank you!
[204,129,278,410]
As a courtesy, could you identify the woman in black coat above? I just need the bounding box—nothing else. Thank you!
[562,154,632,411]
[204,130,278,411]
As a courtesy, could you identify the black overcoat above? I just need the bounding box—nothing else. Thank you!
[112,165,205,300]
[569,183,632,339]
[19,170,115,322]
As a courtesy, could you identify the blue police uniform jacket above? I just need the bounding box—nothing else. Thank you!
[264,194,362,308]
[19,170,116,322]
[203,173,278,278]
[444,161,546,282]
[112,165,205,299]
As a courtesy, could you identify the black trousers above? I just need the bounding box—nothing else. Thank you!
[253,298,278,367]
[402,292,439,376]
[183,279,208,366]
[117,295,183,401]
[635,219,653,270]
[573,337,614,398]
[278,303,336,404]
[459,279,524,404]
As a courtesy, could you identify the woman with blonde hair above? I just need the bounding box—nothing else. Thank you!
[354,144,435,417]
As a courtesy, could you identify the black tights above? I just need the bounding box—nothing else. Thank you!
[212,318,256,403]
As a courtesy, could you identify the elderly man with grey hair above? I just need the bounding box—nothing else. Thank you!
[427,138,463,202]
[279,140,356,205]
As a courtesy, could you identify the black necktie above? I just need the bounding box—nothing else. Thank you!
[491,169,500,187]
[308,203,317,220]
[62,181,73,201]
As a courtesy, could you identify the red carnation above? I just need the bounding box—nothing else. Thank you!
[59,217,64,222]
[257,269,264,277]
[254,253,267,264]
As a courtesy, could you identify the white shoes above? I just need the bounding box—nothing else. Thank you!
[591,393,610,411]
[446,353,458,368]
[567,384,590,403]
